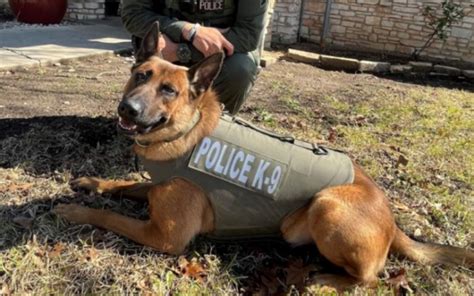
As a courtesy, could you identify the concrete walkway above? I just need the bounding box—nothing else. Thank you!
[0,18,131,70]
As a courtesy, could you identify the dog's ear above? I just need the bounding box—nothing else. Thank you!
[188,52,224,99]
[135,22,162,63]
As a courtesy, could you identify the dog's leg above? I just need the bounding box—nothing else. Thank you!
[305,181,395,291]
[71,177,151,201]
[281,206,313,246]
[284,166,396,291]
[54,203,164,248]
[55,177,214,254]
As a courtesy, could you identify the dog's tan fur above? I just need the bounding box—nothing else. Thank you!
[54,23,473,291]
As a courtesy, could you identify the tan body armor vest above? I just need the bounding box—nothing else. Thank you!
[140,115,354,238]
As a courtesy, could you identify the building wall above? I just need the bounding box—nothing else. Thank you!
[0,0,107,21]
[272,0,303,44]
[262,0,276,50]
[272,0,474,65]
[0,0,9,11]
[66,0,106,20]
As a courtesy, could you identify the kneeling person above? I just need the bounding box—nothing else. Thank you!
[121,0,269,114]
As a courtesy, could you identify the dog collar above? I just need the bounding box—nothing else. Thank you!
[134,110,201,148]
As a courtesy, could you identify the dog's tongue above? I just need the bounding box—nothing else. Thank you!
[119,117,137,131]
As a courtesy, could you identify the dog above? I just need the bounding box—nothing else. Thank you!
[53,22,473,290]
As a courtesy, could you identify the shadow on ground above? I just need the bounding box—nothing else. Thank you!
[0,115,138,249]
[280,56,474,93]
[0,116,134,177]
[382,74,474,92]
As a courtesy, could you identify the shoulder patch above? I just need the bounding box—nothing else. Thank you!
[189,136,287,198]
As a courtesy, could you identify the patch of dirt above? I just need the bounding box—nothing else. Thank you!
[0,55,130,118]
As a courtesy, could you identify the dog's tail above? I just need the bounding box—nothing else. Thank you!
[391,228,474,268]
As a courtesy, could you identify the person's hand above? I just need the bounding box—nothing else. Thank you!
[158,34,179,62]
[183,24,234,57]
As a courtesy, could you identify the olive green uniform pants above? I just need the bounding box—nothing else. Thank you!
[213,52,259,114]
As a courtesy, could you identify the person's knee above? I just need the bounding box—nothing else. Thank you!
[213,53,259,114]
[220,53,258,84]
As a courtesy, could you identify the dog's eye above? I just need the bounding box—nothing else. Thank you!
[135,70,152,84]
[160,84,177,96]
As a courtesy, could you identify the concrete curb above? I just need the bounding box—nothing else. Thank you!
[286,48,474,81]
[320,54,359,71]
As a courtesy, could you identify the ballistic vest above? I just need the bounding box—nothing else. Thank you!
[162,0,236,28]
[140,115,354,238]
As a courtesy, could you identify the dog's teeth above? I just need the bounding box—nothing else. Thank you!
[119,117,137,130]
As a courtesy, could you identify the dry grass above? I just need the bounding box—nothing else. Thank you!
[0,54,472,295]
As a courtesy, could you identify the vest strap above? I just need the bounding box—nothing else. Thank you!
[233,117,295,143]
[232,116,330,155]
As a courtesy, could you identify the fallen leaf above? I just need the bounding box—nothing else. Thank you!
[355,114,366,122]
[259,266,284,295]
[178,256,207,282]
[88,248,99,261]
[0,183,33,193]
[386,268,413,295]
[397,155,409,167]
[327,127,337,143]
[81,247,99,263]
[296,120,307,129]
[137,278,153,294]
[392,200,410,211]
[389,145,401,152]
[12,216,34,229]
[285,259,315,290]
[48,243,65,258]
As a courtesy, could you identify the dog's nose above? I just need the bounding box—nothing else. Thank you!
[118,100,144,120]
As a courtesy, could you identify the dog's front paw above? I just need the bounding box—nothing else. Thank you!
[70,177,105,194]
[53,203,92,224]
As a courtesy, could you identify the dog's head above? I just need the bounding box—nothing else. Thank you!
[118,22,224,143]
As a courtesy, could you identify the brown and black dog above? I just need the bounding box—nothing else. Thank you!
[54,23,473,290]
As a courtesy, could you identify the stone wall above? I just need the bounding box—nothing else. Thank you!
[0,0,107,21]
[0,0,9,12]
[272,0,303,44]
[272,0,474,66]
[300,0,326,43]
[66,0,106,20]
[263,0,276,50]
